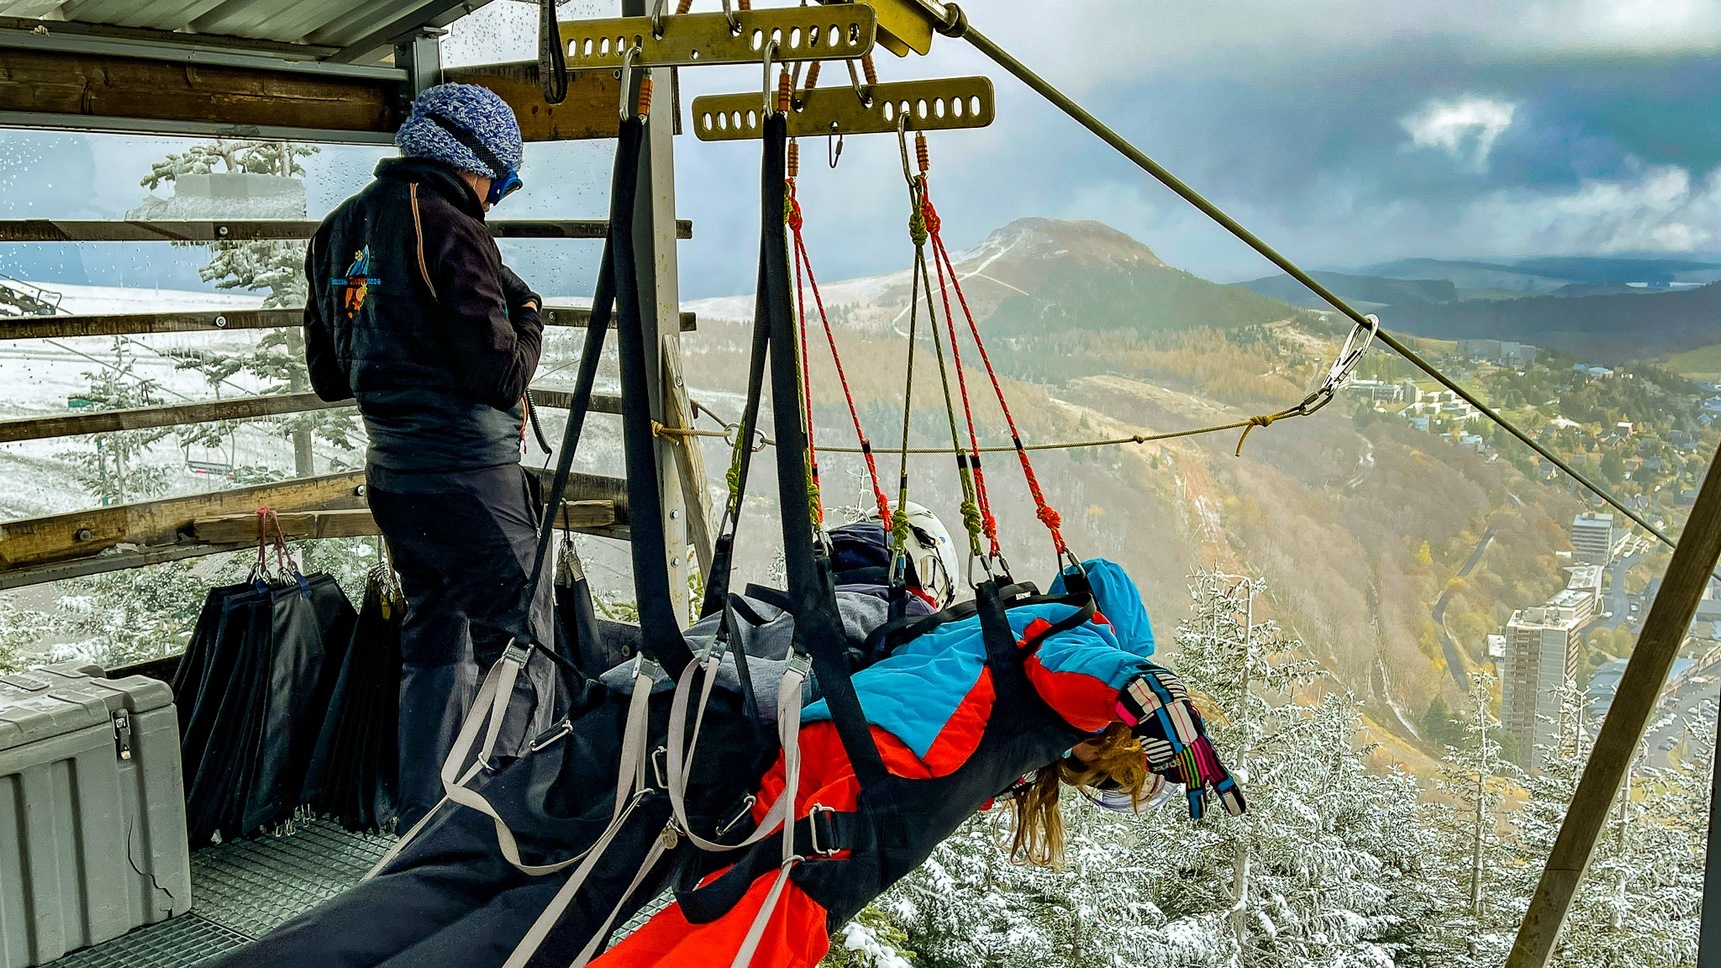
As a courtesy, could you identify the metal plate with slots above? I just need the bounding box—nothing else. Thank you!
[558,6,877,69]
[691,76,994,141]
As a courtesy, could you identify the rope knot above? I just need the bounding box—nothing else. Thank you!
[908,209,928,247]
[920,198,942,237]
[959,499,984,539]
[1234,413,1278,456]
[1036,505,1062,532]
[785,193,804,232]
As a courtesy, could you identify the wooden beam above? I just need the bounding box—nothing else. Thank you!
[0,469,632,578]
[0,46,401,141]
[192,500,616,544]
[0,385,625,445]
[663,334,714,579]
[445,62,625,143]
[0,306,694,341]
[1508,439,1721,967]
[0,392,346,444]
[0,541,251,591]
[0,219,686,243]
[0,471,367,571]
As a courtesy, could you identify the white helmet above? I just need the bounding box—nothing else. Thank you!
[870,501,960,608]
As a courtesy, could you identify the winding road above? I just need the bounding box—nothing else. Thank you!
[1432,524,1500,693]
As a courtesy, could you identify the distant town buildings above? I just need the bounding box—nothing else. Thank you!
[1502,604,1587,770]
[1571,512,1624,565]
[1458,339,1538,367]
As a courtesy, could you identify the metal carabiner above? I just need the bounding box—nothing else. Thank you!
[650,0,668,38]
[844,57,873,108]
[720,0,741,34]
[896,111,916,187]
[828,121,844,168]
[618,44,642,121]
[761,38,780,117]
[1298,312,1380,417]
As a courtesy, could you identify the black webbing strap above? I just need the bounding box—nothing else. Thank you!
[612,117,697,679]
[506,126,628,652]
[697,254,773,620]
[758,113,888,788]
[673,808,859,924]
[537,0,568,104]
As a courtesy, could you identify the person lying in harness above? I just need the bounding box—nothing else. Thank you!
[592,558,1243,968]
[198,515,957,968]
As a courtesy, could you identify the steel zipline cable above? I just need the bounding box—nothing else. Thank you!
[911,3,1687,557]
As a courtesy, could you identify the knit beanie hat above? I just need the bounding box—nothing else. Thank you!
[395,83,523,180]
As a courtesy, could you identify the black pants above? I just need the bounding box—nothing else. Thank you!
[367,462,555,829]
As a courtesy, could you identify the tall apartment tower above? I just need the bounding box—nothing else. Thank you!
[1500,605,1584,770]
[1571,512,1619,565]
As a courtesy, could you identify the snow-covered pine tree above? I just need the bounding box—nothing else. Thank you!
[55,338,174,505]
[139,138,359,478]
[1127,570,1444,968]
[1494,681,1701,967]
[1417,673,1520,965]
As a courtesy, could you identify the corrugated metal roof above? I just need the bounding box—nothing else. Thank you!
[0,0,479,53]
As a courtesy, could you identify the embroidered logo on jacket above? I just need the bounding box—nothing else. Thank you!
[334,246,383,318]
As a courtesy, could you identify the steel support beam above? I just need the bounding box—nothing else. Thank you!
[619,0,691,623]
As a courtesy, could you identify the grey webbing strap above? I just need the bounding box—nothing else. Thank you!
[500,790,653,968]
[377,659,657,882]
[442,663,658,877]
[364,649,527,878]
[727,858,802,968]
[566,826,681,968]
[662,653,807,854]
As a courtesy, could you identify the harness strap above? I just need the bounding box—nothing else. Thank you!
[675,809,857,924]
[759,112,889,790]
[612,114,698,678]
[567,825,682,967]
[663,650,808,853]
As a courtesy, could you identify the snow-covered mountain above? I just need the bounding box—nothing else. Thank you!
[686,216,1296,337]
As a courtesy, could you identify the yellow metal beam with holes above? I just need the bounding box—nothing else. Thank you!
[820,0,932,56]
[558,5,876,69]
[691,76,993,141]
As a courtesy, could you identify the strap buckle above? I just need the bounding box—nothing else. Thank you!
[807,803,839,856]
[786,652,813,679]
[651,745,670,790]
[715,794,758,838]
[631,654,663,682]
[502,640,533,666]
[529,718,574,753]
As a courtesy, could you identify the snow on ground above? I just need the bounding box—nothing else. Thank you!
[46,282,264,315]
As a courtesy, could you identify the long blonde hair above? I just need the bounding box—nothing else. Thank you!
[1008,723,1149,867]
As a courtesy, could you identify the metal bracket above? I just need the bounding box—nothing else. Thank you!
[558,5,877,69]
[818,0,933,55]
[692,75,992,141]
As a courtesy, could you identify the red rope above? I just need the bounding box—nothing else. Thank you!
[924,198,1069,556]
[787,180,823,525]
[787,181,893,525]
[919,191,1000,560]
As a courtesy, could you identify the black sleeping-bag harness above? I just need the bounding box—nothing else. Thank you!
[358,102,1106,968]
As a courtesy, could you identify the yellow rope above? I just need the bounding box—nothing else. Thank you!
[654,412,1293,455]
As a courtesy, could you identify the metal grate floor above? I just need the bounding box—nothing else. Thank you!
[46,820,395,968]
[45,819,670,968]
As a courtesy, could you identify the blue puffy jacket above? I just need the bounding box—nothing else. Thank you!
[802,559,1155,778]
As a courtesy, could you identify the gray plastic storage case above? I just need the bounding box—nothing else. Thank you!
[0,663,192,968]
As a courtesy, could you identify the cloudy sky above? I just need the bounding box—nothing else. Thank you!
[2,0,1719,297]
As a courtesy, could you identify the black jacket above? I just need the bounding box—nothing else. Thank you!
[304,157,544,472]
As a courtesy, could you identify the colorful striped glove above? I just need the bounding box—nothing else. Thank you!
[1116,665,1247,820]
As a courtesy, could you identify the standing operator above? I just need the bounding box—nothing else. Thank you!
[303,82,554,828]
